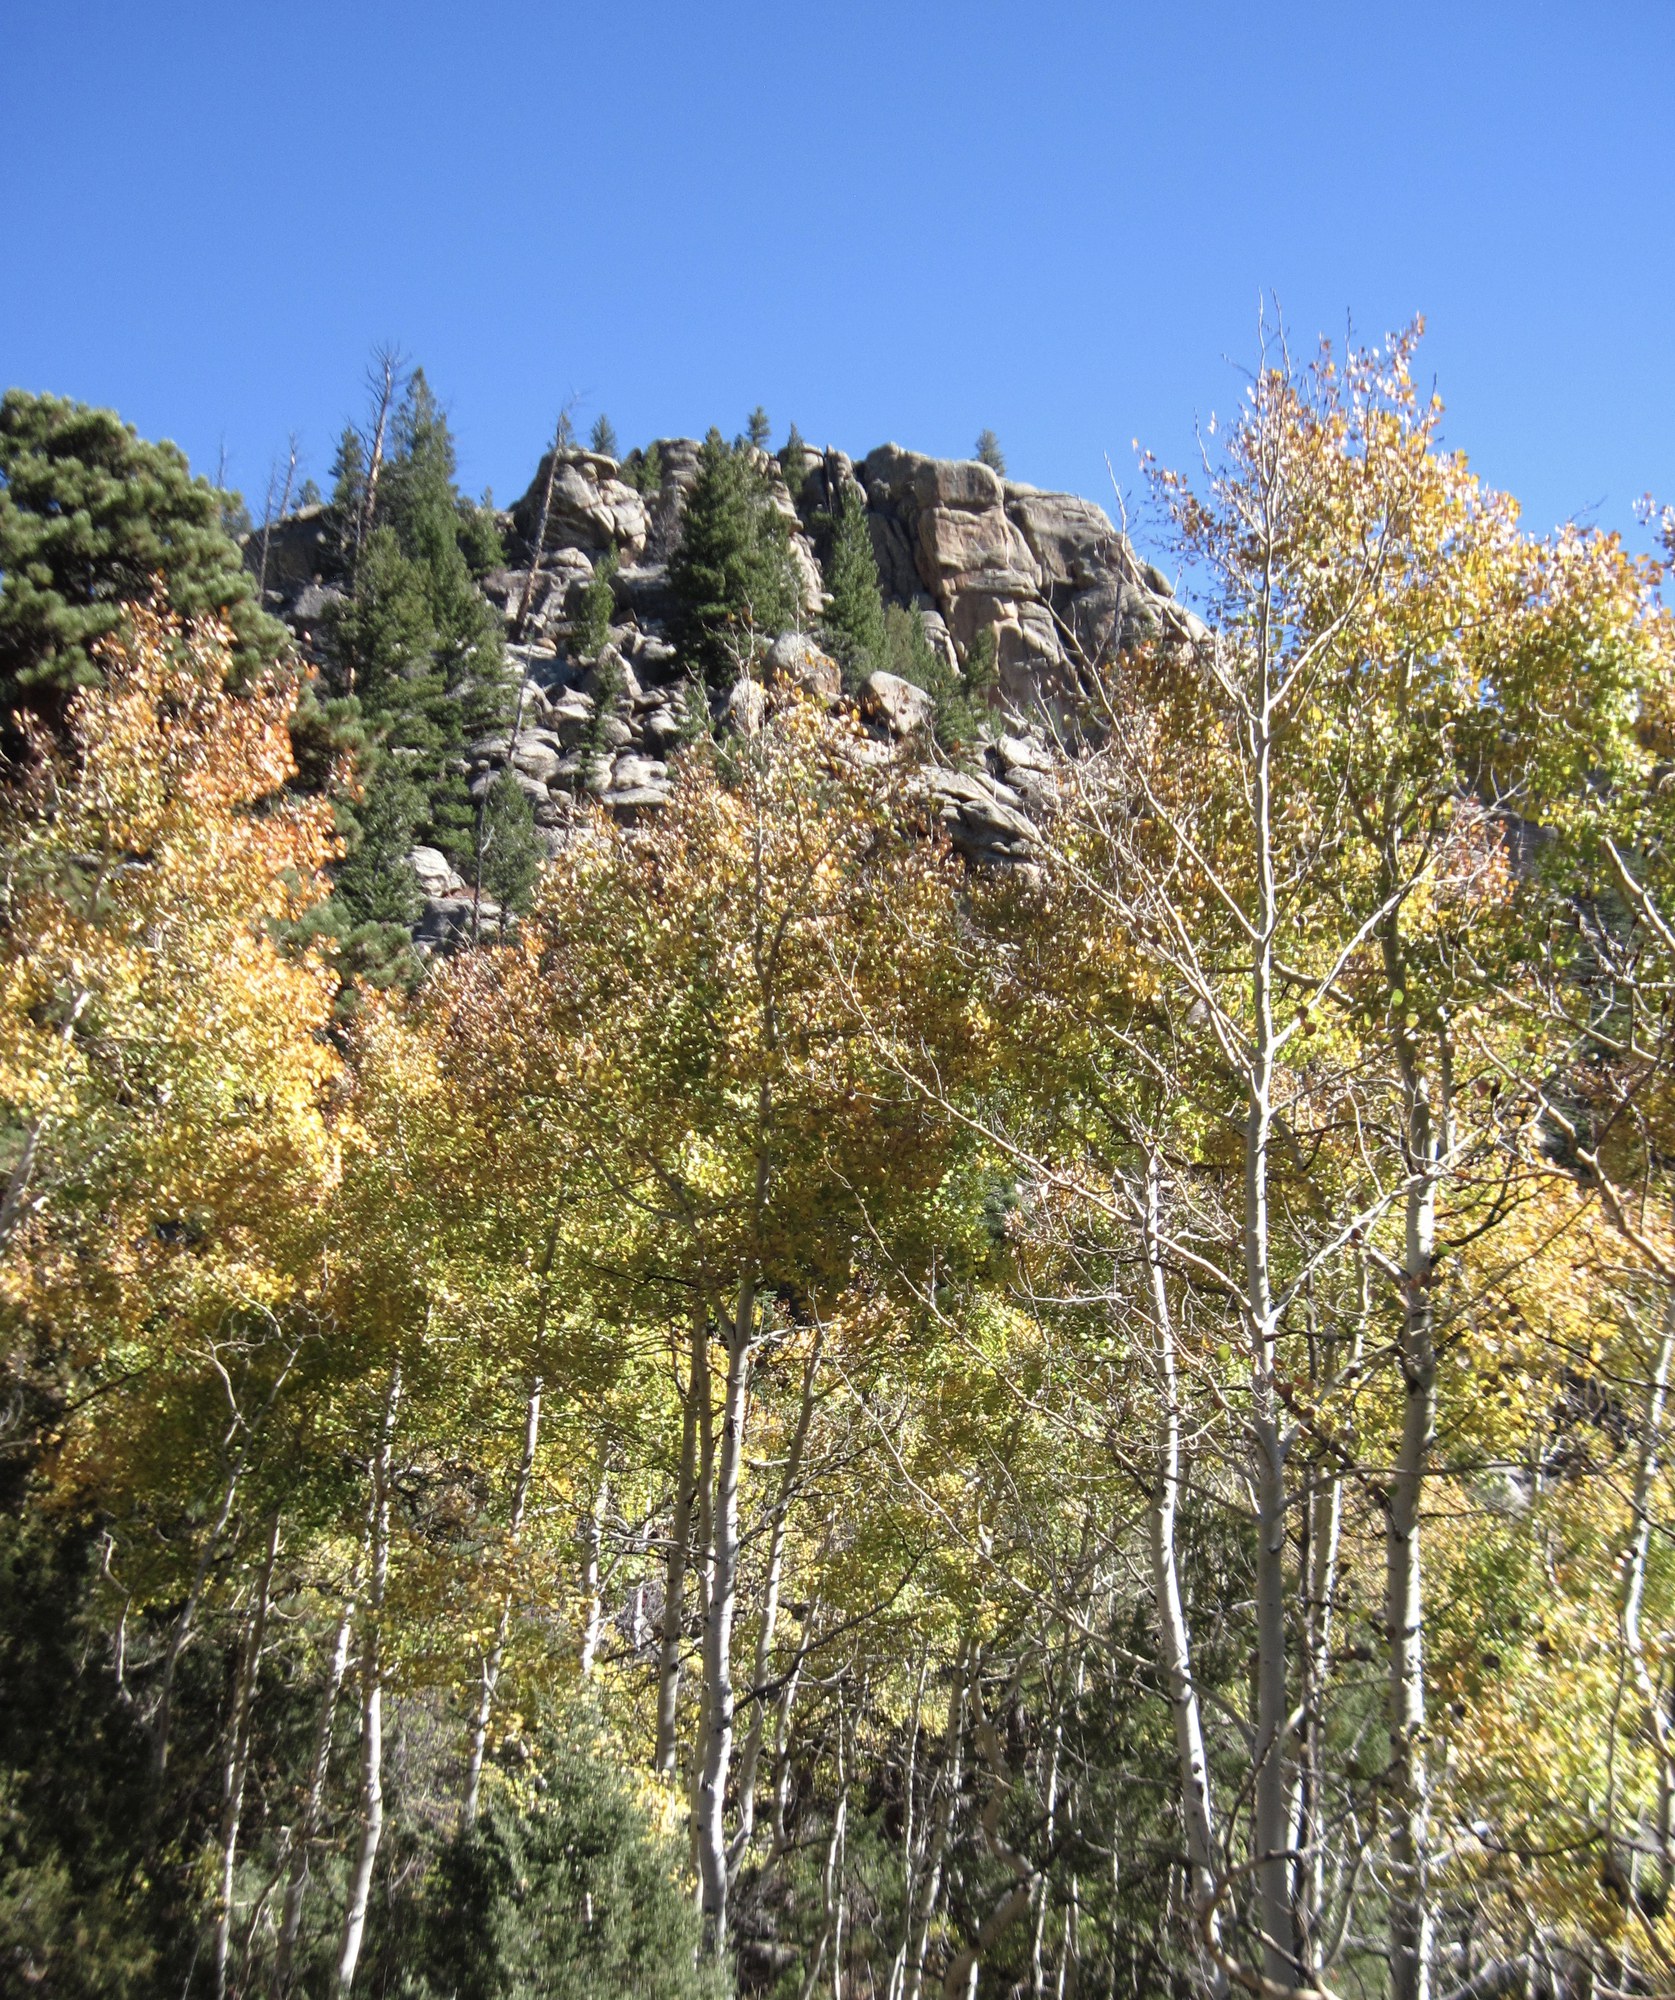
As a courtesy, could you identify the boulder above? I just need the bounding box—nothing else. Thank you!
[611,754,668,791]
[728,677,767,736]
[859,671,934,737]
[916,508,1037,593]
[408,846,465,898]
[914,459,1004,513]
[766,632,843,702]
[508,737,565,786]
[514,451,650,559]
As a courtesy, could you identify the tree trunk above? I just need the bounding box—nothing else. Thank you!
[1144,1151,1227,1991]
[1385,1011,1444,2000]
[335,1361,401,1995]
[694,1295,754,1952]
[579,1462,609,1679]
[275,1567,360,1993]
[655,1327,703,1779]
[213,1510,281,2000]
[730,1325,822,1875]
[462,1373,543,1827]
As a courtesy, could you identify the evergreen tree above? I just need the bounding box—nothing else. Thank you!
[746,405,772,450]
[0,391,287,719]
[476,770,544,935]
[323,370,511,869]
[781,422,809,500]
[974,427,1007,474]
[820,483,887,686]
[884,602,985,750]
[406,1723,728,2000]
[576,546,617,659]
[668,430,798,688]
[331,760,426,929]
[622,442,663,497]
[589,413,620,459]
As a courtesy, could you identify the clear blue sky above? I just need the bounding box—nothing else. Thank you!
[3,2,1670,551]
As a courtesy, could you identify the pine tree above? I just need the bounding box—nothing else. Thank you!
[820,483,887,686]
[781,422,809,500]
[589,414,620,460]
[323,369,512,868]
[0,392,288,721]
[746,406,772,450]
[974,428,1007,474]
[332,761,427,928]
[884,603,983,750]
[475,771,544,936]
[668,430,798,688]
[576,548,618,660]
[623,442,663,497]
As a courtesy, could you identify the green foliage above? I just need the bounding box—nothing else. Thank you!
[884,603,987,749]
[0,1516,189,1999]
[334,760,427,928]
[668,430,799,689]
[406,1726,729,2000]
[323,370,511,871]
[820,483,887,686]
[746,406,772,450]
[780,422,809,500]
[582,650,627,767]
[477,770,544,930]
[974,427,1006,474]
[456,494,506,579]
[0,390,288,719]
[590,414,620,460]
[963,623,998,698]
[576,547,618,660]
[622,442,664,497]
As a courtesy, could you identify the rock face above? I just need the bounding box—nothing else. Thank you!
[251,433,1195,898]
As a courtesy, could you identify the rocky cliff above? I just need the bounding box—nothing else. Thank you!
[256,438,1204,942]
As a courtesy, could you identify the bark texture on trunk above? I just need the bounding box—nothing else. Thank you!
[1144,1154,1227,1992]
[335,1362,401,1995]
[694,1296,754,1952]
[462,1373,544,1827]
[655,1333,702,1779]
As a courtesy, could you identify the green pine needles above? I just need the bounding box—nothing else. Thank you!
[668,429,799,689]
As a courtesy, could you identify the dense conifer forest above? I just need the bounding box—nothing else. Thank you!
[4,329,1675,2000]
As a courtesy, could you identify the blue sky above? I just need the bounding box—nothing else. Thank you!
[3,2,1671,554]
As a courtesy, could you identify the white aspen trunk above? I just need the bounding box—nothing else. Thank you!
[462,1372,544,1827]
[1144,1153,1226,1991]
[213,1510,281,2000]
[1385,1009,1442,2000]
[655,1333,702,1778]
[905,1643,975,2000]
[730,1326,822,1875]
[1292,1271,1357,1979]
[579,1463,609,1679]
[335,1362,401,1996]
[275,1569,359,1991]
[695,1295,754,1952]
[769,1597,819,1857]
[1239,637,1297,1988]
